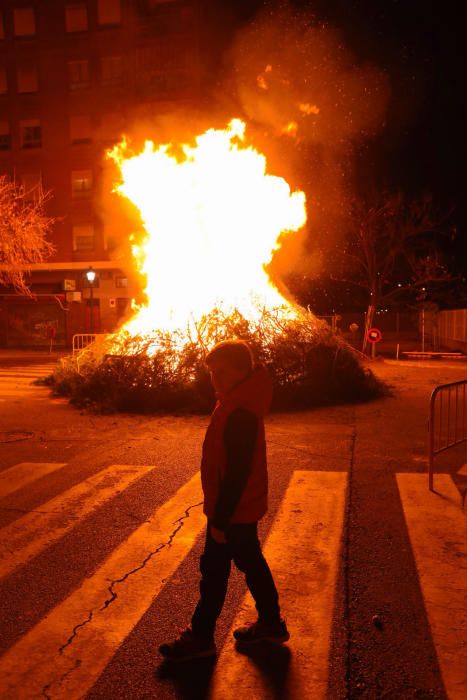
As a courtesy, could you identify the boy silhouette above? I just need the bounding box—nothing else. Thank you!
[159,339,288,661]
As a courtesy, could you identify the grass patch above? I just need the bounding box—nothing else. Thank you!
[46,309,388,413]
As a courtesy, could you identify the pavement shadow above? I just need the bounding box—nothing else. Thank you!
[155,655,217,699]
[154,643,291,699]
[234,641,292,698]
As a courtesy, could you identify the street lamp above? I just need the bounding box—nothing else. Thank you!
[86,266,96,334]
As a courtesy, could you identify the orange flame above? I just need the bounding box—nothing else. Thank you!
[108,119,307,338]
[299,103,320,115]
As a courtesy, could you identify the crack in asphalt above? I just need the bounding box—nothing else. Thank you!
[58,610,94,656]
[41,659,81,700]
[100,500,203,612]
[40,499,203,699]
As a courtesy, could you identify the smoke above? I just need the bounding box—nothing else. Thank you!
[232,8,388,144]
[225,1,390,282]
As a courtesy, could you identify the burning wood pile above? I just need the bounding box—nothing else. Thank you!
[49,120,386,412]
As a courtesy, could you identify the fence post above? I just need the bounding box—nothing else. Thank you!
[428,396,435,491]
[428,381,467,493]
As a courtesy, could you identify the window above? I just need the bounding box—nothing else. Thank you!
[20,119,41,148]
[14,8,36,37]
[97,0,121,25]
[115,276,128,288]
[65,3,88,32]
[17,62,38,93]
[68,60,89,89]
[21,172,42,201]
[70,115,92,144]
[0,121,10,150]
[101,56,122,85]
[71,169,92,197]
[73,224,95,251]
[0,66,7,94]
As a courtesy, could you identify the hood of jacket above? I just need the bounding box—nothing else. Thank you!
[216,363,273,417]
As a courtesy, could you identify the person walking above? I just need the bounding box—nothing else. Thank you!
[159,339,289,661]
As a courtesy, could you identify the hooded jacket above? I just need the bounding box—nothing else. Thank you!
[201,364,273,527]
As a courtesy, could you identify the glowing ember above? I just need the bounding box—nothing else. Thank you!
[108,119,307,338]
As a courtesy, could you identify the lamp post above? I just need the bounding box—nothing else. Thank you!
[86,266,96,334]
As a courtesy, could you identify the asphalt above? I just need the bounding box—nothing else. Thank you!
[0,355,465,699]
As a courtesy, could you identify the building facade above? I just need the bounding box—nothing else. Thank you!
[0,0,201,347]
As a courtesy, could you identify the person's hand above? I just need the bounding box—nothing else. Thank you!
[210,525,226,543]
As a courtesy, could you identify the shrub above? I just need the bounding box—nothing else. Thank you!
[47,308,388,412]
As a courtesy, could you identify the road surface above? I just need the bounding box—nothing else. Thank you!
[0,354,466,699]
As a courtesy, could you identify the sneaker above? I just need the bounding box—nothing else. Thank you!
[233,618,290,645]
[159,626,216,661]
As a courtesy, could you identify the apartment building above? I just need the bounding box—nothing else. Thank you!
[0,0,201,347]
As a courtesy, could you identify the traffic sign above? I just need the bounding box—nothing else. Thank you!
[367,328,382,343]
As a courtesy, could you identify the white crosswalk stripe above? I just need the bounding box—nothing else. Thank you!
[0,462,67,500]
[210,471,347,700]
[0,463,465,699]
[0,363,55,400]
[0,471,205,699]
[397,474,467,700]
[0,463,156,579]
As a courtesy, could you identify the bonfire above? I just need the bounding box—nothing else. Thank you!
[50,119,386,411]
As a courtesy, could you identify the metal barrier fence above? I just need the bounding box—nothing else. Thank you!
[72,334,106,354]
[428,379,467,491]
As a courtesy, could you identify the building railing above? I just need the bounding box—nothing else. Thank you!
[428,379,467,492]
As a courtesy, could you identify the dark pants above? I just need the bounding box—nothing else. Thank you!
[191,522,280,638]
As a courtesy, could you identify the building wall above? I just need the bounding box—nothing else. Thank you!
[0,0,201,345]
[437,309,467,353]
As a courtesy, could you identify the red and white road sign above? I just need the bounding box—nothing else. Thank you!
[367,327,382,343]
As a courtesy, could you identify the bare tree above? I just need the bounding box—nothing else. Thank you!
[0,176,55,294]
[335,191,451,351]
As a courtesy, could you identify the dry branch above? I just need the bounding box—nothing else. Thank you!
[0,176,55,294]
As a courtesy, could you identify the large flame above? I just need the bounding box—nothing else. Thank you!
[108,119,307,337]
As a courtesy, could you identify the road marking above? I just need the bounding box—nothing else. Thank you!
[397,474,467,700]
[0,464,154,579]
[0,364,54,399]
[0,472,204,700]
[0,390,45,396]
[210,470,347,700]
[0,372,50,377]
[0,370,53,377]
[0,462,67,500]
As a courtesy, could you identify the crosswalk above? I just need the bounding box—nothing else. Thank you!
[397,474,467,700]
[0,462,465,699]
[211,471,347,699]
[0,363,55,401]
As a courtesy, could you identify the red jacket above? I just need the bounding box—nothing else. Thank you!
[201,365,272,525]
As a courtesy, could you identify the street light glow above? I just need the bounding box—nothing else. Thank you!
[86,267,96,284]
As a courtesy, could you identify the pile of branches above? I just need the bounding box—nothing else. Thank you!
[46,308,388,412]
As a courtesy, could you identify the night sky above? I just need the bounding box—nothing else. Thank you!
[206,0,466,273]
